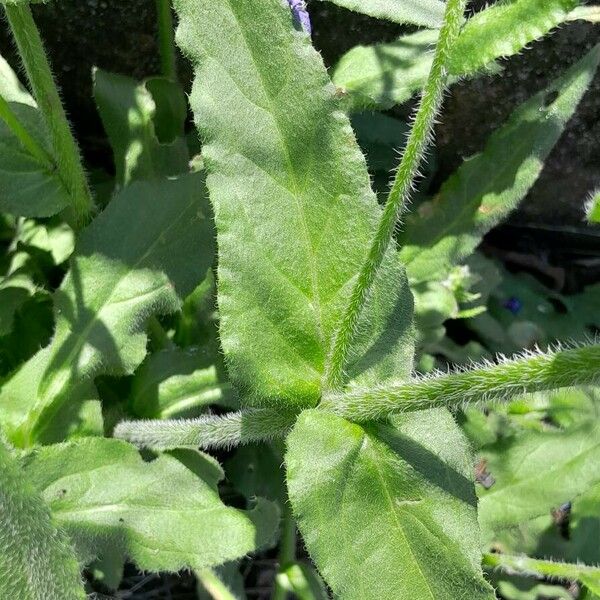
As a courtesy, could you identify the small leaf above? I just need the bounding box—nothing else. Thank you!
[0,439,85,600]
[0,54,70,217]
[176,0,413,407]
[333,0,580,111]
[586,188,600,223]
[130,346,235,419]
[93,69,189,185]
[286,409,495,600]
[20,437,280,574]
[314,0,445,28]
[0,173,214,446]
[400,46,600,283]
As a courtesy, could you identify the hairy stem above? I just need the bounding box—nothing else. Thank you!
[273,500,297,600]
[4,4,94,227]
[483,552,600,585]
[196,569,237,600]
[324,0,468,391]
[0,94,54,167]
[156,0,177,79]
[321,344,600,422]
[114,408,298,450]
[567,6,600,23]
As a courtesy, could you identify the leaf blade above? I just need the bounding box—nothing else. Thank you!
[286,409,495,600]
[21,437,279,573]
[400,45,600,282]
[175,0,413,406]
[0,173,214,445]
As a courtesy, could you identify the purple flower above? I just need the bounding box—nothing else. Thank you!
[503,296,523,315]
[287,0,312,35]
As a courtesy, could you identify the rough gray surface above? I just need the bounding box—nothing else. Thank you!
[1,0,599,226]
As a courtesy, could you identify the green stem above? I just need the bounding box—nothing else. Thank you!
[155,0,177,79]
[0,94,53,167]
[196,569,237,600]
[483,552,600,585]
[273,501,297,600]
[322,343,600,422]
[147,315,174,351]
[4,4,94,227]
[324,0,468,392]
[114,408,298,450]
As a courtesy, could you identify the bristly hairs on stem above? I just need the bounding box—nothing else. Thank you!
[114,408,299,450]
[483,551,600,586]
[4,4,94,228]
[323,0,469,393]
[321,341,600,422]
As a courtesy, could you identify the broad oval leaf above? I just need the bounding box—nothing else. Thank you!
[400,45,600,283]
[0,439,85,600]
[175,0,413,407]
[286,409,495,599]
[0,173,214,446]
[20,437,279,574]
[314,0,445,28]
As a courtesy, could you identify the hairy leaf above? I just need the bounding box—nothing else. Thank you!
[286,409,494,599]
[129,346,234,419]
[20,437,279,573]
[94,69,188,185]
[478,421,600,538]
[586,188,600,223]
[571,483,600,565]
[448,0,578,77]
[315,0,445,28]
[0,54,70,217]
[175,0,413,406]
[0,173,214,445]
[0,439,85,600]
[400,46,600,283]
[332,0,580,111]
[0,272,37,336]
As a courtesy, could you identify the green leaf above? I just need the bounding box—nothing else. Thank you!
[586,188,600,223]
[20,437,279,574]
[333,29,438,111]
[286,409,495,600]
[225,442,286,504]
[0,439,85,600]
[0,272,37,336]
[175,0,413,407]
[448,0,579,77]
[129,346,234,419]
[0,173,214,446]
[0,54,70,217]
[332,0,580,111]
[478,421,600,538]
[400,46,600,283]
[93,69,189,185]
[570,482,600,565]
[315,0,445,28]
